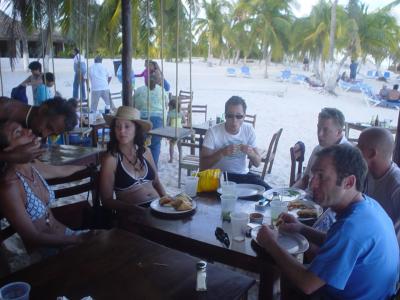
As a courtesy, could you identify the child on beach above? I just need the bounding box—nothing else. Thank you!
[167,99,185,163]
[35,72,55,106]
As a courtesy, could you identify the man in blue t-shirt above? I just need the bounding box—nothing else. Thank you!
[257,144,399,299]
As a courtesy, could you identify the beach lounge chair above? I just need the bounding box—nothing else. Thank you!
[366,70,376,78]
[226,67,237,77]
[278,69,291,82]
[291,74,307,84]
[338,80,364,92]
[384,71,391,80]
[360,86,381,107]
[241,66,251,78]
[376,100,400,110]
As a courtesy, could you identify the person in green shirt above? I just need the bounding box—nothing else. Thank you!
[133,75,168,166]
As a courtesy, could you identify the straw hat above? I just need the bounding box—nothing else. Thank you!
[104,106,152,132]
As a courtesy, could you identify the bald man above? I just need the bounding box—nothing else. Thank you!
[358,127,400,243]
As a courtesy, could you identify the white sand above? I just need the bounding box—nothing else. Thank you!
[1,57,398,192]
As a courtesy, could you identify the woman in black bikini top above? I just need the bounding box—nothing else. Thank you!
[100,106,167,212]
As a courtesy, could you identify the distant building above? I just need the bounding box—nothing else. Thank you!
[0,10,65,58]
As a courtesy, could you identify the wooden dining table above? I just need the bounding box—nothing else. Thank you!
[122,193,279,300]
[0,229,255,300]
[345,121,397,143]
[39,144,104,166]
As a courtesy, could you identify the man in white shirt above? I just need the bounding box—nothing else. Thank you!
[200,96,269,188]
[358,127,400,244]
[88,56,115,112]
[294,107,350,190]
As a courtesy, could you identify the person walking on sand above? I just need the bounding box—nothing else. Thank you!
[72,48,87,101]
[89,56,116,112]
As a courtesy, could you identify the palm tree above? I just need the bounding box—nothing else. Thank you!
[241,0,294,78]
[194,0,230,66]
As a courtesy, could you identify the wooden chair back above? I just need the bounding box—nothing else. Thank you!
[260,128,283,179]
[244,114,256,128]
[110,91,122,103]
[174,90,193,126]
[289,141,306,187]
[191,105,207,124]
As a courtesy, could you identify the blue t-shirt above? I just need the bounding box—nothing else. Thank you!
[309,195,399,300]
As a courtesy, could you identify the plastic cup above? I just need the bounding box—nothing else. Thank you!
[0,282,31,300]
[220,181,237,196]
[220,194,237,221]
[270,200,288,226]
[184,176,199,197]
[231,212,249,242]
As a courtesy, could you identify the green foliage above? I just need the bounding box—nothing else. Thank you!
[2,0,400,69]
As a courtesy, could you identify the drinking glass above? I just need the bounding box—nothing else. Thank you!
[0,282,30,300]
[270,200,288,226]
[184,176,199,197]
[220,194,237,221]
[230,212,249,242]
[220,181,237,196]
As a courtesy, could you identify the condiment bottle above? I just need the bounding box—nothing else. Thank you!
[196,261,207,291]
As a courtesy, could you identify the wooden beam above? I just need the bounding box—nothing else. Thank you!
[394,110,400,166]
[121,0,133,107]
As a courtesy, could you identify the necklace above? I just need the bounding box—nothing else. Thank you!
[17,167,37,186]
[25,106,33,128]
[122,152,141,172]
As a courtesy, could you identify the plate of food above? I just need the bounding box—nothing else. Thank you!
[287,199,323,221]
[263,187,306,202]
[150,193,196,214]
[251,226,309,255]
[217,184,265,198]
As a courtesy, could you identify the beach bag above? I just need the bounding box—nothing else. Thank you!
[11,85,28,104]
[196,169,221,192]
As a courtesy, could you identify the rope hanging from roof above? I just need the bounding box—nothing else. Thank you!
[174,0,180,137]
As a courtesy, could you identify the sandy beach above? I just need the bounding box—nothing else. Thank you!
[1,57,398,193]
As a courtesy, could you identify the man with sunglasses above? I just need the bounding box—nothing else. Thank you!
[200,96,270,189]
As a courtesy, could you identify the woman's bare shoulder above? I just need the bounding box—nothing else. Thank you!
[101,152,118,169]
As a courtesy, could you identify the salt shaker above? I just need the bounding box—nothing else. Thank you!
[196,260,207,291]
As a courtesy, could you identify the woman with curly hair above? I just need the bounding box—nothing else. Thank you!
[100,106,167,213]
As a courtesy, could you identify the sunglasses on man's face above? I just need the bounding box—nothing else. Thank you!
[225,113,244,120]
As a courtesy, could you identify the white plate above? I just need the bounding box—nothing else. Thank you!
[263,187,306,202]
[217,184,265,198]
[287,199,323,221]
[251,226,309,255]
[150,198,197,215]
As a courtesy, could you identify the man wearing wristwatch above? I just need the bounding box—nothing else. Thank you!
[200,96,270,189]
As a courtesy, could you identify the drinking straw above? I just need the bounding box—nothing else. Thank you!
[225,171,228,183]
[194,168,199,177]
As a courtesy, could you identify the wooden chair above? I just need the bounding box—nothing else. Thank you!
[178,136,202,188]
[289,141,306,187]
[250,128,283,180]
[191,104,207,124]
[177,90,194,126]
[244,114,256,128]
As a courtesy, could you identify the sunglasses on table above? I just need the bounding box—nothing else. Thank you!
[225,113,244,120]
